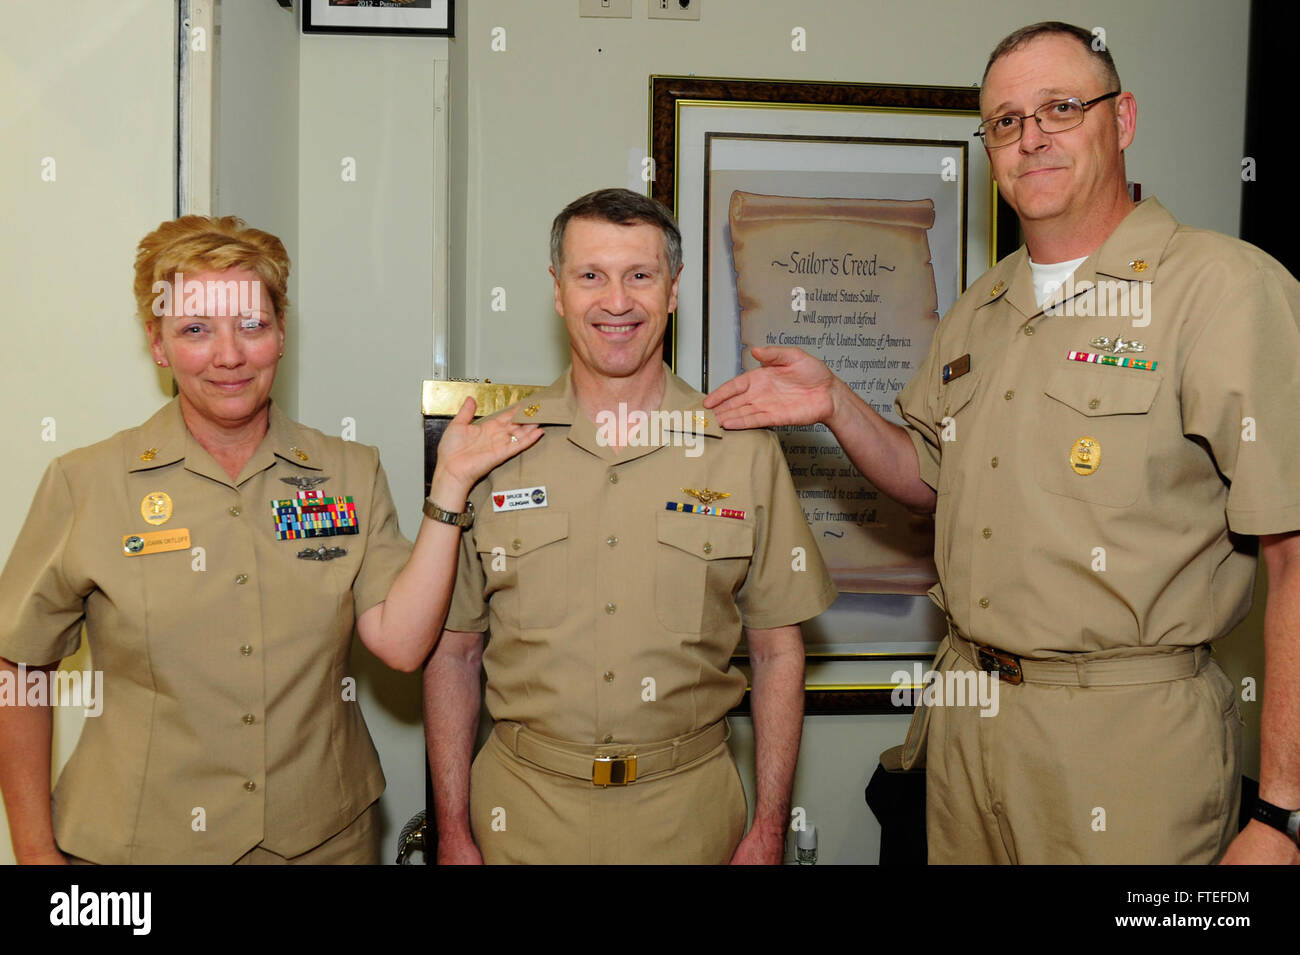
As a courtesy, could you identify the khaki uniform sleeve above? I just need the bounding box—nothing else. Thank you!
[444,479,490,633]
[735,430,838,629]
[894,327,944,492]
[0,458,88,665]
[1180,262,1300,536]
[352,448,415,616]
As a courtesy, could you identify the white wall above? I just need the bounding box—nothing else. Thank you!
[0,0,177,866]
[296,30,450,862]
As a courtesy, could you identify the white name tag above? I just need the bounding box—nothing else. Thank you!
[491,485,548,511]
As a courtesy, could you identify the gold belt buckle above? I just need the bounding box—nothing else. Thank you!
[592,754,637,786]
[976,645,1023,686]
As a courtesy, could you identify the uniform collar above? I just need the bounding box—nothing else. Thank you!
[979,197,1177,319]
[513,363,724,461]
[127,397,324,485]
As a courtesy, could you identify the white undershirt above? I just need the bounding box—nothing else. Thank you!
[1029,255,1088,308]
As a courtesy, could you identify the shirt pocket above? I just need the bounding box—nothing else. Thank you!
[654,511,755,634]
[475,511,569,630]
[935,371,982,495]
[1035,366,1162,507]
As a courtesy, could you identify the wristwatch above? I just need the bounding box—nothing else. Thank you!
[1251,797,1300,847]
[423,498,474,529]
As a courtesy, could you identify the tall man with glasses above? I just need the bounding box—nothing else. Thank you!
[705,21,1300,863]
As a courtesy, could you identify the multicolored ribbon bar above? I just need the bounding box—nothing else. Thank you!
[271,491,359,541]
[665,501,746,520]
[1067,351,1158,371]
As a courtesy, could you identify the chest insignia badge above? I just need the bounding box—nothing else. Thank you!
[139,447,158,462]
[1069,436,1101,476]
[297,545,348,561]
[141,491,173,526]
[1089,336,1145,355]
[523,404,540,417]
[280,475,330,490]
[288,446,310,462]
[682,487,730,506]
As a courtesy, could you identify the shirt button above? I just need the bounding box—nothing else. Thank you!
[1088,398,1100,409]
[603,670,615,683]
[702,542,713,554]
[242,713,256,725]
[608,472,619,485]
[1023,326,1035,336]
[240,645,253,656]
[244,780,257,793]
[982,527,992,539]
[235,573,249,584]
[228,505,241,517]
[602,734,614,743]
[1004,390,1015,401]
[990,456,999,468]
[979,597,990,608]
[605,602,617,614]
[511,539,521,551]
[606,535,619,547]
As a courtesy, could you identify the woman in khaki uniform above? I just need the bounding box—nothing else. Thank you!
[0,216,539,864]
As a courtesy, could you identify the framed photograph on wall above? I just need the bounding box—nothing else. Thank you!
[303,0,454,37]
[649,76,1016,672]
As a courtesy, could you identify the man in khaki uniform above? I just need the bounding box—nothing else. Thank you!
[425,188,836,864]
[705,22,1300,863]
[0,398,409,863]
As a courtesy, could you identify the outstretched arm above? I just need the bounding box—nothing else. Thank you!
[357,398,540,672]
[705,346,935,513]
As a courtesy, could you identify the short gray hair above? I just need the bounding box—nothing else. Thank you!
[550,188,683,277]
[982,21,1121,97]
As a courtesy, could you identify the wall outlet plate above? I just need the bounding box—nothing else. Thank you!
[580,0,632,17]
[648,0,700,21]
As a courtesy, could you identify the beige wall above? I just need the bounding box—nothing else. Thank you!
[0,0,177,865]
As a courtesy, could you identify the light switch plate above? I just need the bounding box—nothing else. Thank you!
[580,0,632,17]
[648,0,700,20]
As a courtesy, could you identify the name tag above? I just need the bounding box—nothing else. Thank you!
[492,486,547,511]
[942,354,971,383]
[123,528,192,556]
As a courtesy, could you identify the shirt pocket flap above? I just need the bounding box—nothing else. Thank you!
[1043,368,1161,417]
[939,370,982,419]
[475,511,569,557]
[656,511,755,560]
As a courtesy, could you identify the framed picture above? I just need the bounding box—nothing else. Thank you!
[303,0,454,37]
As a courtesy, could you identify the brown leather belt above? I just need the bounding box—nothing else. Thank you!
[493,720,729,786]
[948,631,1210,687]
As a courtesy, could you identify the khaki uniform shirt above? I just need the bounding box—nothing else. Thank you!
[897,198,1300,657]
[0,398,411,863]
[446,366,837,744]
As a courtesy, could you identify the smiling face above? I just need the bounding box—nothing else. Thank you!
[551,216,681,385]
[148,267,283,432]
[980,33,1135,239]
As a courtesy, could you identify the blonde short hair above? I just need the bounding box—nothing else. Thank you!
[133,215,290,325]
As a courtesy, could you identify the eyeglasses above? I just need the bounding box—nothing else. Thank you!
[974,91,1121,148]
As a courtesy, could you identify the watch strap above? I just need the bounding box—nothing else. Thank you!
[423,497,474,528]
[1251,797,1300,846]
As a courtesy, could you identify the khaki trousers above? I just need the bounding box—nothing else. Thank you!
[470,726,748,864]
[918,639,1242,864]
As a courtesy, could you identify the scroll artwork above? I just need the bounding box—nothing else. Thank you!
[726,191,940,594]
